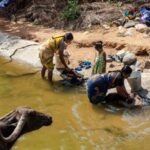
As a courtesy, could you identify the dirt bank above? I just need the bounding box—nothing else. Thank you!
[0,17,150,75]
[0,1,122,29]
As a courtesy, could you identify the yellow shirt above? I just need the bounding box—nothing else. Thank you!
[39,35,64,64]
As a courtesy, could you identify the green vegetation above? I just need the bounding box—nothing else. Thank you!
[33,19,42,25]
[62,0,80,20]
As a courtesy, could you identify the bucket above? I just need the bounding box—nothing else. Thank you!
[127,71,142,92]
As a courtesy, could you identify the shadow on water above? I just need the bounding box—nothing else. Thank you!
[52,79,86,94]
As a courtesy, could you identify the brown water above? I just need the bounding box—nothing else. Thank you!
[1,57,150,150]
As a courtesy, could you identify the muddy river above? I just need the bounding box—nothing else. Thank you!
[0,57,150,150]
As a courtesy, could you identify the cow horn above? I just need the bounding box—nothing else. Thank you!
[0,113,27,143]
[0,110,15,122]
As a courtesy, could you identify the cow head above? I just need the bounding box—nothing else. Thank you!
[23,107,52,131]
[0,107,52,144]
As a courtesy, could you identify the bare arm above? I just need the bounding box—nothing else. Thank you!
[58,41,70,69]
[116,85,129,98]
[103,52,106,72]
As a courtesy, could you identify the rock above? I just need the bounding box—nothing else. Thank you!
[117,26,127,37]
[112,21,120,27]
[143,34,150,39]
[116,44,126,50]
[0,32,41,67]
[122,53,137,65]
[102,24,110,30]
[135,49,149,56]
[144,61,150,69]
[116,49,129,58]
[135,24,148,33]
[88,24,92,28]
[18,18,26,22]
[11,15,17,22]
[68,24,75,30]
[16,20,24,24]
[112,18,125,27]
[124,27,135,36]
[135,17,141,22]
[124,20,136,28]
[117,32,126,37]
[109,63,115,68]
[145,28,150,34]
[83,31,89,35]
[106,57,113,62]
[33,19,42,25]
[127,27,135,32]
[124,29,134,36]
[118,26,126,33]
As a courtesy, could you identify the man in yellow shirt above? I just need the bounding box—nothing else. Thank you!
[39,32,73,83]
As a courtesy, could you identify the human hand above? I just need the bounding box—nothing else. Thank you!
[126,93,135,104]
[128,93,135,99]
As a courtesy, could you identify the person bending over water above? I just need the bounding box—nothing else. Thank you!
[55,50,84,85]
[39,32,73,83]
[86,65,133,104]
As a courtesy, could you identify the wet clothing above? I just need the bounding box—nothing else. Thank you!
[39,35,65,70]
[86,71,124,104]
[92,51,106,75]
[60,70,84,85]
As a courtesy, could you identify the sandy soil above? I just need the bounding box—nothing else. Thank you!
[0,17,150,76]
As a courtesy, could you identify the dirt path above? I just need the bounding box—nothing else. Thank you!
[0,17,150,75]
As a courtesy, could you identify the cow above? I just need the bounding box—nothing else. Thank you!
[0,106,52,150]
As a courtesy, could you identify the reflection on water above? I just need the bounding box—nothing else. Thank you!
[0,57,150,150]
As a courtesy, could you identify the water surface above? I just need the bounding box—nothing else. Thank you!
[0,57,150,150]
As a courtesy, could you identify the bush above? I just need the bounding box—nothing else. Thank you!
[62,0,80,20]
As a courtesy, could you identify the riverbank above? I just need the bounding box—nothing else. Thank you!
[0,17,150,76]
